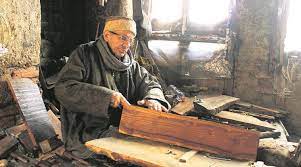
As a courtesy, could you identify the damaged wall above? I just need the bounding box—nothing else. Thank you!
[234,0,301,137]
[0,0,41,74]
[282,53,301,136]
[234,0,279,106]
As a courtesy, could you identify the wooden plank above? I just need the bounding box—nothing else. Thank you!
[213,111,276,131]
[11,67,39,78]
[194,95,240,115]
[171,97,194,115]
[119,105,259,161]
[229,109,275,120]
[18,130,37,154]
[86,135,251,167]
[47,110,62,140]
[234,101,288,118]
[0,136,18,158]
[7,78,56,147]
[5,124,27,137]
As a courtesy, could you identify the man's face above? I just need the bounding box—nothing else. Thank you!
[103,30,135,58]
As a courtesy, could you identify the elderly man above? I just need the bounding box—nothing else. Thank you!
[54,17,170,159]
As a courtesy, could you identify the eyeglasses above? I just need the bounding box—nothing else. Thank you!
[109,31,134,43]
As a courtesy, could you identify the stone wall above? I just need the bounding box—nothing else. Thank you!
[234,0,301,136]
[234,0,279,106]
[0,0,40,74]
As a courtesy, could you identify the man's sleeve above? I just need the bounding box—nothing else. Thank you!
[54,46,114,117]
[134,62,171,109]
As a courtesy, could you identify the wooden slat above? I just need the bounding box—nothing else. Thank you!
[234,101,288,118]
[86,135,251,167]
[213,111,276,131]
[119,105,259,161]
[194,95,240,114]
[5,124,27,137]
[171,97,194,115]
[11,67,39,78]
[47,110,62,140]
[7,78,56,147]
[229,109,275,120]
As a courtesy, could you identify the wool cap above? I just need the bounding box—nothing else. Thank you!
[103,17,136,36]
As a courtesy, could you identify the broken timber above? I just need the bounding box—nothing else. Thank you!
[7,78,61,153]
[171,97,194,115]
[119,105,259,161]
[213,111,276,131]
[86,135,251,167]
[233,101,288,118]
[194,95,240,115]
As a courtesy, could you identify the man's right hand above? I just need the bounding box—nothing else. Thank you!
[110,92,130,108]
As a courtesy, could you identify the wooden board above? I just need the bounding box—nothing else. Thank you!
[170,97,194,115]
[119,105,259,161]
[229,109,275,120]
[5,124,27,137]
[48,110,62,140]
[234,101,288,118]
[194,95,240,114]
[7,78,56,147]
[214,111,276,131]
[86,135,251,167]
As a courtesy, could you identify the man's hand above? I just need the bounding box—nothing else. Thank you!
[137,99,168,112]
[110,92,130,108]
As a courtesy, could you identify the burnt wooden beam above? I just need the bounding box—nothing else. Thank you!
[213,111,276,131]
[7,78,58,153]
[194,95,240,115]
[119,105,259,161]
[233,101,288,118]
[150,32,226,44]
[229,109,275,120]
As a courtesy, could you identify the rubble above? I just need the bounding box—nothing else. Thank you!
[0,75,300,167]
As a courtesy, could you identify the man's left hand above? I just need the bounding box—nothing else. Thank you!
[137,99,168,112]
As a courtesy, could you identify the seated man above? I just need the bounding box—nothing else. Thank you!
[54,17,170,159]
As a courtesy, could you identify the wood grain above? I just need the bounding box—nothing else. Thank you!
[119,105,259,161]
[194,95,240,114]
[171,97,194,115]
[86,135,251,167]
